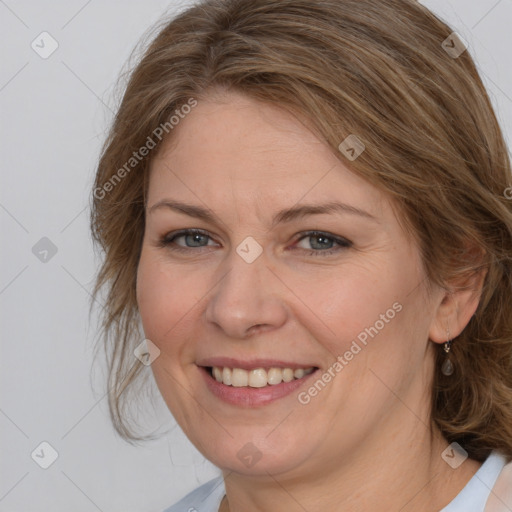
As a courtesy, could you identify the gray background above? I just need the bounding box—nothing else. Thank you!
[1,0,511,511]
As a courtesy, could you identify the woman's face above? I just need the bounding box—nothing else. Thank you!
[137,90,445,478]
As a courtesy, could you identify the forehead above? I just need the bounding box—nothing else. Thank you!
[148,92,386,217]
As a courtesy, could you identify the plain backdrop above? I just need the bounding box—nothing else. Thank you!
[1,0,511,511]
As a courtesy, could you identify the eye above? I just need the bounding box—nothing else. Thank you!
[293,231,352,257]
[159,229,217,251]
[158,229,352,257]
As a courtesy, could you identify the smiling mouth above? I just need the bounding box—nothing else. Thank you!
[208,366,317,387]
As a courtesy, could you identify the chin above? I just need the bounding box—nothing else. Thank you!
[188,429,318,477]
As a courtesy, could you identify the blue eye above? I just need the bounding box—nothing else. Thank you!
[293,231,352,257]
[159,229,352,257]
[160,229,215,250]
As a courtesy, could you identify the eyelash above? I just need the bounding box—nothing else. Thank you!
[158,229,352,257]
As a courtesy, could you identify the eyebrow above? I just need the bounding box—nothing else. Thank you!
[148,199,378,226]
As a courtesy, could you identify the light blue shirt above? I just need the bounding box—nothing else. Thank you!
[162,451,507,512]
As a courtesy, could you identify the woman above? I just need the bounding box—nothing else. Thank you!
[91,0,512,510]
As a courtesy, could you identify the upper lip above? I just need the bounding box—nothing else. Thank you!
[196,357,318,371]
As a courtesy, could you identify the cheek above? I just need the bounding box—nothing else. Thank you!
[299,256,428,370]
[136,248,201,348]
[291,263,400,348]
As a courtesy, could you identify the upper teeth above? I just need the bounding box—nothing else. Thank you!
[211,366,315,387]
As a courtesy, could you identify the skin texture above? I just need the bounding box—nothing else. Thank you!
[136,90,485,511]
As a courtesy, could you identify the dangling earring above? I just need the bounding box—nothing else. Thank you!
[441,329,454,376]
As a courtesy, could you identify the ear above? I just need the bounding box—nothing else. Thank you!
[429,258,488,344]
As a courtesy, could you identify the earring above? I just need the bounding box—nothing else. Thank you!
[441,329,454,376]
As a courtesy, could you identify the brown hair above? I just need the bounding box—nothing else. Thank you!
[91,0,512,460]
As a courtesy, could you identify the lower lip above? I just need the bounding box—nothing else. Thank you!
[199,366,318,407]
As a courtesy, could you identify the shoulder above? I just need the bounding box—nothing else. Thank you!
[441,451,510,512]
[161,476,225,512]
[485,455,512,512]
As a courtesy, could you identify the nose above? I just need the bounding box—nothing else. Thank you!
[205,248,288,339]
